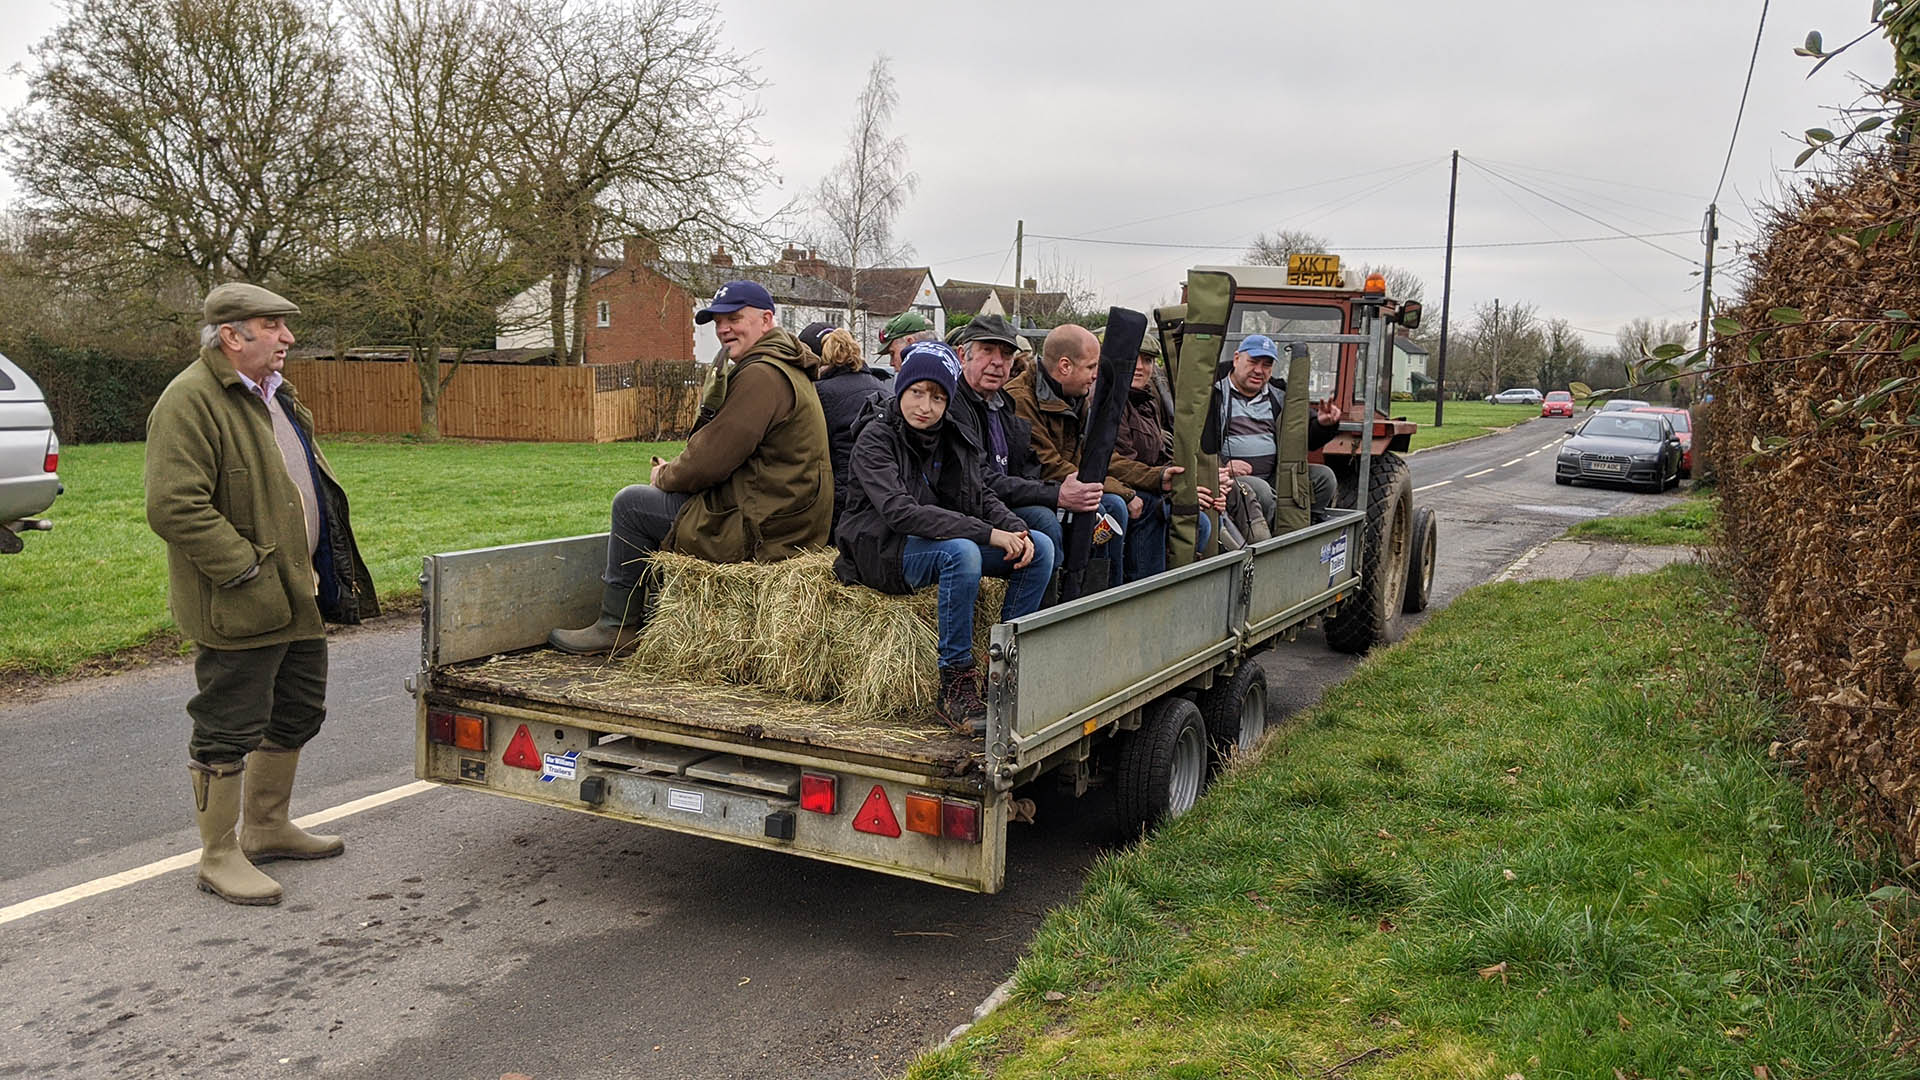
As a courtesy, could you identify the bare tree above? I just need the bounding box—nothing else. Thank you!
[812,56,917,335]
[495,0,768,364]
[1245,229,1331,267]
[1612,317,1693,402]
[1026,250,1102,329]
[1,0,354,302]
[341,0,526,438]
[1536,318,1589,391]
[1453,299,1544,396]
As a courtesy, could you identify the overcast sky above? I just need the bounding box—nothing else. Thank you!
[0,0,1894,349]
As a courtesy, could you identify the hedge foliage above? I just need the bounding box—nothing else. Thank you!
[1700,152,1920,859]
[4,334,186,444]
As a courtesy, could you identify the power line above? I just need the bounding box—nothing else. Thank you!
[1714,0,1771,203]
[1026,230,1696,253]
[1473,156,1704,203]
[1465,157,1701,265]
[1066,158,1433,238]
[1465,157,1681,312]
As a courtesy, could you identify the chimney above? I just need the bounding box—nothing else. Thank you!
[779,244,805,266]
[1022,277,1037,293]
[622,236,658,266]
[709,245,733,267]
[796,247,830,278]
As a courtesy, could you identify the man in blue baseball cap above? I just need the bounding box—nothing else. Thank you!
[549,278,832,654]
[1217,334,1341,527]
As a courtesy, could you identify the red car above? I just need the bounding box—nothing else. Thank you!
[1541,390,1574,419]
[1631,406,1693,476]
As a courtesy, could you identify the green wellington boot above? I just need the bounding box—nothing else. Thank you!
[240,744,345,862]
[547,583,647,656]
[190,761,282,906]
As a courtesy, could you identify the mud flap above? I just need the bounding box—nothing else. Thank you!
[1168,272,1233,567]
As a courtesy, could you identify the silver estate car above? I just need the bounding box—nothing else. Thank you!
[0,351,61,553]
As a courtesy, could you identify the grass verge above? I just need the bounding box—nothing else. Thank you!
[910,564,1915,1080]
[1399,402,1543,452]
[0,438,681,680]
[1566,492,1715,546]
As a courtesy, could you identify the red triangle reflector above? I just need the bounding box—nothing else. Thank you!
[850,784,901,838]
[502,724,542,770]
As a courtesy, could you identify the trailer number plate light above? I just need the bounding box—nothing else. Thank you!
[851,785,901,838]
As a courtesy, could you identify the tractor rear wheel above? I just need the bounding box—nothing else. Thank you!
[1325,452,1414,654]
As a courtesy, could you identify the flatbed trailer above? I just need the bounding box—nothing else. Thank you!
[411,511,1361,894]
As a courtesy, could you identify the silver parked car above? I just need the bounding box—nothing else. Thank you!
[1485,387,1544,405]
[0,351,62,553]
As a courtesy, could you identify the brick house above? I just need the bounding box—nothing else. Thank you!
[495,239,695,367]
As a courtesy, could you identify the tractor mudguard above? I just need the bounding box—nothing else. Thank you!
[1169,271,1233,567]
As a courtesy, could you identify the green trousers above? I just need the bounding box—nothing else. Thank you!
[188,638,329,764]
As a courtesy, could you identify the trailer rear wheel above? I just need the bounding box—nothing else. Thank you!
[1402,506,1437,614]
[1324,452,1414,654]
[1116,696,1208,837]
[1196,661,1268,773]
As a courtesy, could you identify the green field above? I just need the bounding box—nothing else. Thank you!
[911,565,1911,1079]
[0,438,680,679]
[1396,401,1545,451]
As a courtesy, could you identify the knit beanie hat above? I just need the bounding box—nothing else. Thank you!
[896,341,961,399]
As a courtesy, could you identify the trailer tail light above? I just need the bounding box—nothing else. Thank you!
[43,431,58,473]
[502,724,542,770]
[453,713,486,751]
[851,785,901,838]
[427,709,456,745]
[799,772,837,814]
[904,792,941,837]
[942,798,982,845]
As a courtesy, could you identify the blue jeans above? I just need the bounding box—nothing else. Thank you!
[1013,504,1065,570]
[1124,493,1214,582]
[902,533,1057,670]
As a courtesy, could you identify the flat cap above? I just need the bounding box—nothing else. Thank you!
[203,283,300,326]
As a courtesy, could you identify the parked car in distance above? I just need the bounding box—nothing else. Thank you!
[1556,411,1682,492]
[1631,406,1694,476]
[1486,387,1544,405]
[1541,390,1575,418]
[1597,398,1652,412]
[0,351,61,554]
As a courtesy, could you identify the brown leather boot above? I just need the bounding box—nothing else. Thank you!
[190,761,281,906]
[936,666,988,737]
[241,744,345,862]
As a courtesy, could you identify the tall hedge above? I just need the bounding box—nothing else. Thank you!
[4,335,186,444]
[1700,153,1920,857]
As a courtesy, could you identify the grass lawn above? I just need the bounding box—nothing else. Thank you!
[1567,492,1715,546]
[0,438,681,679]
[1396,401,1543,452]
[910,564,1913,1079]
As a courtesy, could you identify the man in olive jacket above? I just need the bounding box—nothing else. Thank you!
[549,280,831,655]
[146,283,378,906]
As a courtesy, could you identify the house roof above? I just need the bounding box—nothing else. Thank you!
[938,279,1068,318]
[1395,337,1431,356]
[660,262,851,308]
[811,266,932,316]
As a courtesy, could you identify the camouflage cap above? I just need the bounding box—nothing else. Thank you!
[203,283,300,326]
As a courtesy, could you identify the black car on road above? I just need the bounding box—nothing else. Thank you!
[1555,411,1682,492]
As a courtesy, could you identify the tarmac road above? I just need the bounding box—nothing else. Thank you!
[0,415,1677,1080]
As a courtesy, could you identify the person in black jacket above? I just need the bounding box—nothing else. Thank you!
[833,342,1054,735]
[946,315,1104,582]
[800,321,892,527]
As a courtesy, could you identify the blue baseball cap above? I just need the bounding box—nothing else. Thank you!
[1238,334,1279,360]
[694,279,775,324]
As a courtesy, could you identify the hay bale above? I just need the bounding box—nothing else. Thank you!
[627,548,1006,720]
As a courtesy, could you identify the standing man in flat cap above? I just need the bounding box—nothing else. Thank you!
[145,283,378,906]
[549,279,831,654]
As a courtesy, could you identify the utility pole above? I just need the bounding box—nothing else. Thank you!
[1434,149,1459,427]
[1491,296,1501,396]
[1697,203,1718,355]
[1012,219,1024,325]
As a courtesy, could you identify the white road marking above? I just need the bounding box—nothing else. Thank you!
[0,780,436,927]
[1413,480,1451,492]
[1465,468,1495,478]
[1501,458,1523,467]
[1525,449,1543,457]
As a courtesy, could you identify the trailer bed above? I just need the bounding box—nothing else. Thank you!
[434,648,982,775]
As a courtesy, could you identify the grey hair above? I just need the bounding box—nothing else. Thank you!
[199,320,255,349]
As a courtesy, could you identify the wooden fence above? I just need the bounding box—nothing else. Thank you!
[282,359,697,442]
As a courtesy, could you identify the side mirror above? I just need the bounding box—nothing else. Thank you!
[1393,301,1423,330]
[1564,428,1575,436]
